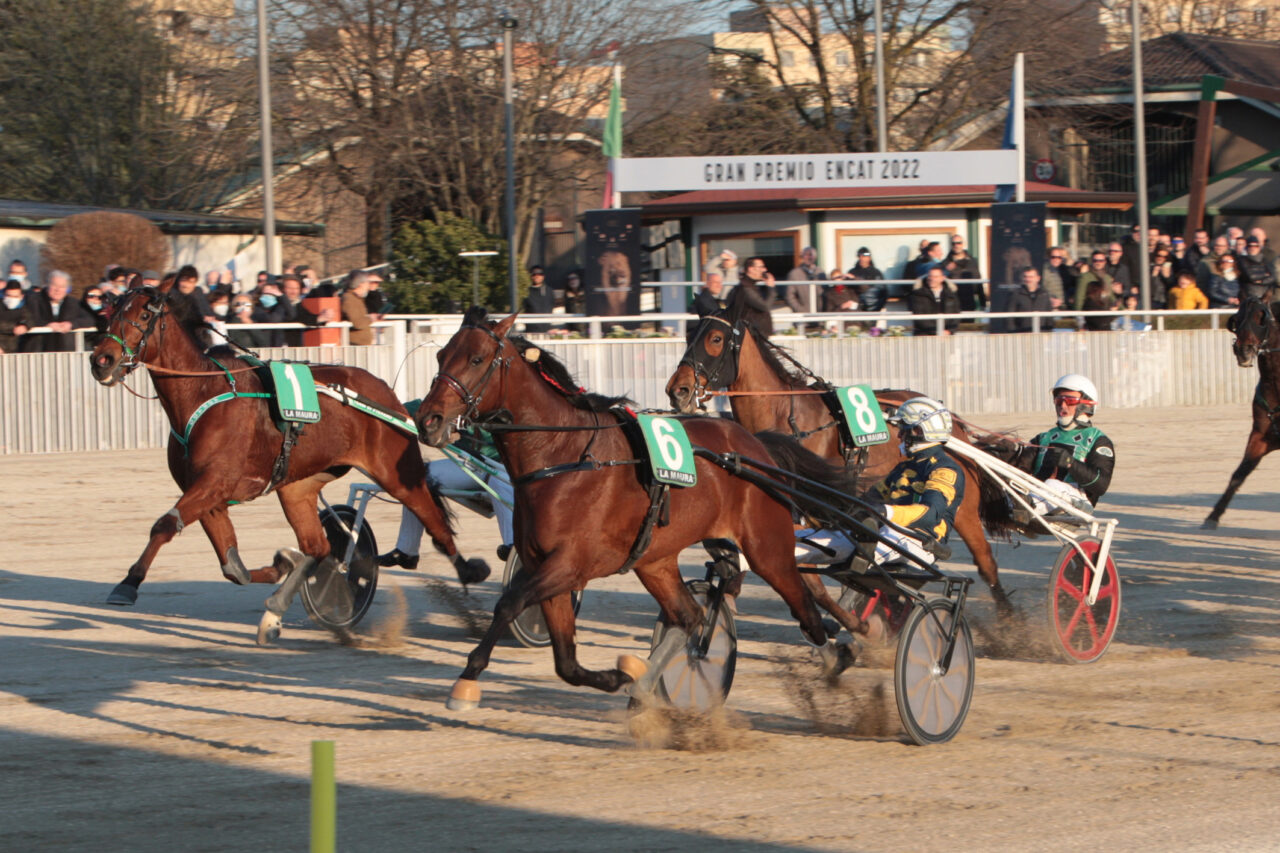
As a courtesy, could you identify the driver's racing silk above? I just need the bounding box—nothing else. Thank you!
[873,445,966,544]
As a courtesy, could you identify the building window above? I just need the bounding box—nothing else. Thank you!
[1111,4,1129,24]
[1226,8,1245,24]
[1254,7,1267,24]
[1164,6,1180,22]
[780,49,795,67]
[835,50,850,67]
[1194,4,1213,23]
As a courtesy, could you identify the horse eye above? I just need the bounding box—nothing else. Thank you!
[140,311,151,321]
[470,356,484,366]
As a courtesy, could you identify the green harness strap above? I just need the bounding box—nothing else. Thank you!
[171,356,272,451]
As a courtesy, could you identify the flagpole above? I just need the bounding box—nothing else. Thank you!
[1133,2,1151,311]
[1014,52,1025,203]
[610,61,621,209]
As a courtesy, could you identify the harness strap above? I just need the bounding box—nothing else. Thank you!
[316,384,417,435]
[614,482,671,576]
[172,390,272,450]
[510,457,640,487]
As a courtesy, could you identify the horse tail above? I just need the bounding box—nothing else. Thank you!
[753,429,863,524]
[952,420,1023,539]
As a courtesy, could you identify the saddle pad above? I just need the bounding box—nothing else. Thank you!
[636,414,697,487]
[834,385,890,447]
[269,361,322,423]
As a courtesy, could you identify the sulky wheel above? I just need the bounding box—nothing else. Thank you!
[644,580,737,710]
[894,598,975,745]
[1046,537,1121,664]
[503,550,583,648]
[303,504,379,631]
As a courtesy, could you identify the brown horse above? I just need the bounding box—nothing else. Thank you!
[666,288,1018,616]
[89,276,488,642]
[1204,296,1280,528]
[414,307,856,710]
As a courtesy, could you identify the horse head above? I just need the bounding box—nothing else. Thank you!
[89,274,179,385]
[666,313,740,413]
[1229,296,1277,368]
[416,307,519,446]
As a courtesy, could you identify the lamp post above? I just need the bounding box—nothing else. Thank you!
[459,250,499,308]
[501,14,518,313]
[255,0,277,274]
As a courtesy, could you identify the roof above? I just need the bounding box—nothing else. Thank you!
[0,198,323,237]
[1152,147,1280,215]
[638,182,1133,219]
[1039,33,1280,97]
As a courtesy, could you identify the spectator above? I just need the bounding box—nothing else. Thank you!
[226,293,270,349]
[171,265,214,324]
[1119,224,1146,287]
[1206,254,1241,309]
[1149,245,1174,308]
[363,271,388,316]
[252,280,289,347]
[785,246,826,318]
[521,265,555,333]
[903,239,931,281]
[916,241,946,278]
[847,247,886,311]
[0,279,28,353]
[1238,235,1277,299]
[739,256,776,307]
[204,270,223,293]
[1167,270,1208,310]
[823,280,858,312]
[22,270,90,352]
[7,260,31,292]
[909,267,960,336]
[140,270,161,289]
[1187,229,1213,269]
[693,271,728,319]
[208,289,231,341]
[1042,246,1073,309]
[562,271,585,315]
[1226,225,1244,245]
[1081,281,1113,331]
[1074,252,1114,310]
[943,235,982,311]
[279,273,331,346]
[1249,227,1275,267]
[1169,235,1195,275]
[341,270,376,345]
[1234,235,1249,257]
[1112,293,1149,331]
[79,286,110,339]
[1196,235,1232,289]
[297,265,318,293]
[703,249,739,290]
[1102,242,1132,289]
[1006,266,1054,332]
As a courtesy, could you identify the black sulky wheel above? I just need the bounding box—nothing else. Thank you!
[303,504,379,632]
[643,580,737,710]
[1046,537,1121,664]
[894,598,974,745]
[503,550,583,648]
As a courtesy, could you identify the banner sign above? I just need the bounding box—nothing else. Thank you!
[615,150,1019,192]
[582,208,642,317]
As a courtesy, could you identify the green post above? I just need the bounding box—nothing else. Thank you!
[311,740,336,853]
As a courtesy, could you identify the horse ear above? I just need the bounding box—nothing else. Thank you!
[494,312,519,338]
[158,273,178,294]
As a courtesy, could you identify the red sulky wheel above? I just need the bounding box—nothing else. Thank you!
[1046,537,1121,664]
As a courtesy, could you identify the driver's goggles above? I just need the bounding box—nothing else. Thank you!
[1054,394,1084,407]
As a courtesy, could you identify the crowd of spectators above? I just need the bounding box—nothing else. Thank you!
[687,223,1279,337]
[0,259,391,353]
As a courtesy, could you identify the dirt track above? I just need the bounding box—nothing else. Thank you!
[2,404,1279,852]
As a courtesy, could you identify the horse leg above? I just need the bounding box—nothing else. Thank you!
[1204,429,1274,529]
[801,573,867,634]
[252,479,334,644]
[106,482,229,606]
[197,506,255,585]
[377,459,490,586]
[735,523,828,646]
[954,497,1014,618]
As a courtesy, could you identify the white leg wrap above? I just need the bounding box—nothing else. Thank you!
[167,506,184,534]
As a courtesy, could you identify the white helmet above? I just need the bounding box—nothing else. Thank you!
[893,396,953,448]
[1052,373,1098,426]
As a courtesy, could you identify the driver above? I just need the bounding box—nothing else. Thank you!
[794,396,965,569]
[378,400,514,570]
[996,374,1114,511]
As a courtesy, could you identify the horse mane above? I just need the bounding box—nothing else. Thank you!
[745,324,816,391]
[462,306,632,412]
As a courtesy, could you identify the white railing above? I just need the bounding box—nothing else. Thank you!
[1,315,1247,455]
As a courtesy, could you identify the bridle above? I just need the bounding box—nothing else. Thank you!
[428,319,512,428]
[103,287,170,376]
[678,314,743,405]
[1230,297,1279,361]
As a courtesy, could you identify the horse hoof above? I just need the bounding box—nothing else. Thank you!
[106,583,138,606]
[446,679,481,711]
[257,612,282,646]
[617,654,648,683]
[1201,518,1219,530]
[456,558,490,586]
[817,639,858,685]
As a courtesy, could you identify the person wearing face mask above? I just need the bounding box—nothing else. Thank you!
[79,287,110,339]
[6,260,30,292]
[23,270,90,352]
[253,282,289,347]
[0,279,29,353]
